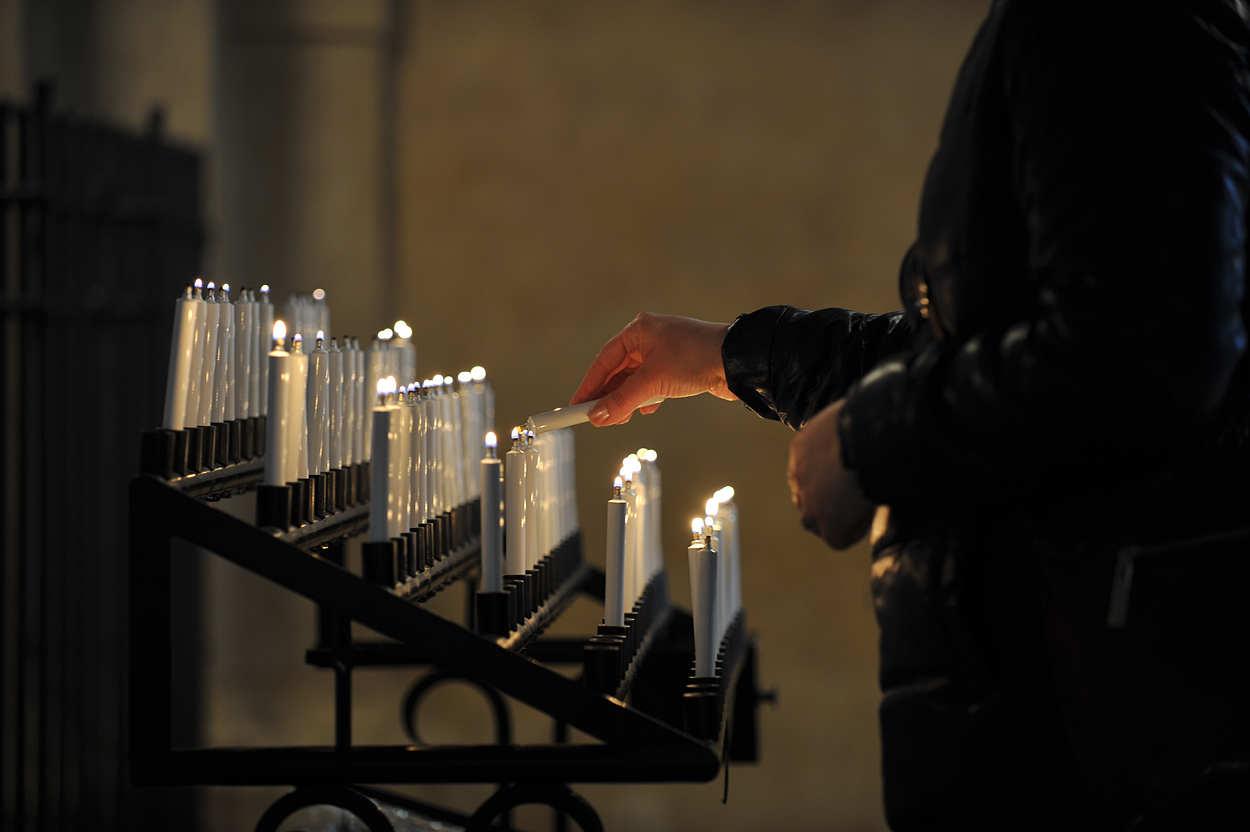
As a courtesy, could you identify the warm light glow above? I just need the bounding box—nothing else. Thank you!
[272,320,287,342]
[458,371,472,384]
[393,320,412,339]
[443,376,453,387]
[260,284,270,294]
[471,366,486,381]
[292,333,303,344]
[511,426,521,441]
[385,375,397,394]
[645,450,658,462]
[619,466,632,482]
[222,283,230,293]
[432,374,444,386]
[716,486,735,503]
[194,278,203,289]
[614,476,624,489]
[637,448,648,457]
[206,281,216,290]
[376,378,388,396]
[316,329,325,341]
[705,515,715,531]
[378,328,393,340]
[692,517,704,535]
[312,288,326,300]
[485,431,497,449]
[706,498,719,517]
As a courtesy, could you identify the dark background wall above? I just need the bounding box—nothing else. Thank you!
[2,2,989,829]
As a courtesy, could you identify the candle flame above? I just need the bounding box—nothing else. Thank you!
[485,431,497,449]
[705,515,715,530]
[715,486,735,503]
[443,376,453,386]
[457,371,471,383]
[385,375,396,394]
[260,284,270,294]
[511,426,521,440]
[221,283,230,293]
[614,476,624,489]
[376,378,388,396]
[273,320,287,342]
[194,278,203,289]
[206,281,216,290]
[432,374,443,386]
[393,320,412,339]
[645,449,658,462]
[619,466,632,482]
[312,288,326,300]
[292,333,302,343]
[316,329,325,341]
[706,498,719,517]
[692,517,704,535]
[470,366,486,381]
[378,328,393,340]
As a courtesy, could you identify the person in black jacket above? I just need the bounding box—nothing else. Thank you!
[571,1,1250,829]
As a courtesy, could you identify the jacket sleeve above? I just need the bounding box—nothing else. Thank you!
[721,303,916,430]
[838,1,1250,505]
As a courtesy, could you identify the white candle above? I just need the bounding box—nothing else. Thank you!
[447,377,465,507]
[526,395,664,435]
[328,338,343,470]
[645,450,663,582]
[364,336,386,457]
[393,320,417,385]
[235,289,253,420]
[198,283,219,427]
[354,339,366,465]
[707,497,726,641]
[424,381,441,520]
[307,333,330,475]
[258,285,273,416]
[689,518,719,678]
[393,377,409,537]
[408,387,424,529]
[220,285,236,422]
[370,378,394,542]
[524,430,541,562]
[162,286,198,431]
[290,335,309,481]
[480,431,504,593]
[313,288,331,348]
[622,466,638,607]
[505,428,527,575]
[716,487,741,620]
[264,321,291,485]
[605,477,627,627]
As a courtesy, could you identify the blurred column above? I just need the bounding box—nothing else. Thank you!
[215,0,400,340]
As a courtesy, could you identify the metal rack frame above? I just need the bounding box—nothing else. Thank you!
[128,448,765,831]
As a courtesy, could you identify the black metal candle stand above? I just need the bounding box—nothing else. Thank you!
[129,447,769,832]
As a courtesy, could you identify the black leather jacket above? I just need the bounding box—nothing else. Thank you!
[722,1,1250,828]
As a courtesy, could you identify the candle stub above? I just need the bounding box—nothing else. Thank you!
[526,395,664,435]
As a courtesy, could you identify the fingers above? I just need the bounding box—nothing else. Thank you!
[589,368,660,426]
[570,318,645,405]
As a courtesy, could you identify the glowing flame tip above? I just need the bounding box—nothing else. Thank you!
[692,517,704,535]
[272,320,287,342]
[470,366,486,381]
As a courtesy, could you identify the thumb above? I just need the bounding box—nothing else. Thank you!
[589,371,659,426]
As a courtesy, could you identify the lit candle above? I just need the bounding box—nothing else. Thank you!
[480,431,503,592]
[526,394,663,434]
[642,449,663,584]
[391,376,409,537]
[605,477,627,627]
[235,288,253,420]
[312,288,330,346]
[689,518,719,677]
[258,285,273,416]
[307,332,330,476]
[524,429,541,562]
[423,380,441,522]
[621,465,638,607]
[715,487,741,622]
[505,427,527,575]
[445,376,465,509]
[408,384,424,530]
[471,365,494,437]
[264,321,291,485]
[290,334,309,481]
[162,285,198,431]
[393,320,416,385]
[215,285,235,424]
[707,497,726,641]
[364,334,387,454]
[198,282,220,428]
[328,338,343,471]
[370,377,394,542]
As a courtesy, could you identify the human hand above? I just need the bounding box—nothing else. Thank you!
[571,312,738,427]
[787,399,876,550]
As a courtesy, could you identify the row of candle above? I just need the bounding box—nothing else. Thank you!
[162,279,275,431]
[689,487,742,678]
[603,450,665,628]
[366,370,493,546]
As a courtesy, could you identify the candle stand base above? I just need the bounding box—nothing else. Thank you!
[128,461,768,832]
[362,540,397,586]
[475,591,510,636]
[240,417,255,460]
[199,425,217,471]
[210,423,227,468]
[312,473,328,518]
[186,426,202,473]
[228,419,242,464]
[139,429,177,479]
[334,468,347,510]
[173,428,191,475]
[256,415,267,457]
[256,485,293,531]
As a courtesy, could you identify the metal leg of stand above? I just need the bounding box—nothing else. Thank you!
[254,785,393,832]
[553,720,569,832]
[466,783,602,832]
